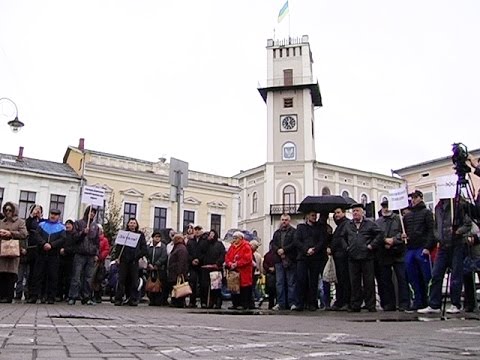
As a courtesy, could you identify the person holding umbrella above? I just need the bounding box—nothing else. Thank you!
[294,211,329,311]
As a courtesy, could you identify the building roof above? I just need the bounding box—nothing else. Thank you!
[393,147,480,175]
[0,153,81,180]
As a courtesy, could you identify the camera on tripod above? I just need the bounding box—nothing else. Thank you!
[451,142,471,181]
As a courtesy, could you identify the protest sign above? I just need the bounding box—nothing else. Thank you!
[388,187,409,211]
[81,185,105,207]
[115,230,141,248]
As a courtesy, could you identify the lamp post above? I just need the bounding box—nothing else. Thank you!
[0,97,25,132]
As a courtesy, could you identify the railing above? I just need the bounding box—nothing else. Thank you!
[270,203,301,215]
[257,76,316,89]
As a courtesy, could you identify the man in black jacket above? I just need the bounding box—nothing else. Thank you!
[375,201,409,311]
[186,225,208,308]
[27,209,66,304]
[271,214,297,310]
[294,211,328,311]
[344,203,383,312]
[402,190,435,310]
[328,207,350,311]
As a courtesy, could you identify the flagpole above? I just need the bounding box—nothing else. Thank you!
[288,1,291,40]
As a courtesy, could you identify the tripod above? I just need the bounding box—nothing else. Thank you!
[440,174,478,319]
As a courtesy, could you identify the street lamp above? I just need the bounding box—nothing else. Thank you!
[0,97,25,132]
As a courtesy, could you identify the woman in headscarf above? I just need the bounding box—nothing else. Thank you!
[199,229,225,309]
[225,231,253,310]
[167,233,189,308]
[0,202,28,303]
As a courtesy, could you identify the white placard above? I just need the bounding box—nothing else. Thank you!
[436,175,457,199]
[114,230,141,248]
[388,187,409,210]
[81,186,105,207]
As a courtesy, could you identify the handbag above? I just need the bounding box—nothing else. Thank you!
[209,270,222,290]
[0,239,20,258]
[146,272,162,293]
[322,255,337,283]
[226,270,240,294]
[171,275,192,298]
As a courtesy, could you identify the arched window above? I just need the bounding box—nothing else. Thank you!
[341,190,350,198]
[252,192,258,213]
[238,197,242,218]
[360,193,368,207]
[321,186,331,195]
[283,185,296,212]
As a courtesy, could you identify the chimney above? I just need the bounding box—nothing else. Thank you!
[78,138,85,151]
[17,146,24,161]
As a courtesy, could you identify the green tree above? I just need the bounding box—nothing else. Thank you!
[102,194,122,246]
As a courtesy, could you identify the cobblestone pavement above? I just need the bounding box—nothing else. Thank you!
[1,302,480,359]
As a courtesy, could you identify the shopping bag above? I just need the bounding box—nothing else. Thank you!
[171,275,192,298]
[322,255,337,283]
[145,273,162,293]
[0,239,20,258]
[209,271,222,290]
[226,270,240,294]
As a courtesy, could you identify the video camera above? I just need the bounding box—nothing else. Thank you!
[451,142,471,180]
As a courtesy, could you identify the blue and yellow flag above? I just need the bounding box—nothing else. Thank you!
[278,1,289,23]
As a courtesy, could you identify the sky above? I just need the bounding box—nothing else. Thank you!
[1,0,479,178]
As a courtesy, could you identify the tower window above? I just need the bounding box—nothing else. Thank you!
[252,192,258,213]
[286,48,290,57]
[284,69,293,86]
[284,98,293,108]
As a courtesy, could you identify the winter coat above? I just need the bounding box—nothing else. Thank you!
[167,242,188,283]
[62,229,78,257]
[0,202,28,274]
[74,208,100,256]
[403,201,435,250]
[147,242,168,271]
[225,239,253,287]
[200,239,225,269]
[330,217,349,256]
[112,230,148,264]
[344,218,383,261]
[375,212,405,265]
[187,233,208,270]
[434,199,472,248]
[98,234,110,261]
[35,219,66,256]
[271,225,296,263]
[294,222,328,261]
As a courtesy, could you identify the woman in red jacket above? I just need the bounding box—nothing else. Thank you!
[225,231,253,310]
[93,225,110,303]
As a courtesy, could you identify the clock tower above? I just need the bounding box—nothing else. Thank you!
[258,35,322,206]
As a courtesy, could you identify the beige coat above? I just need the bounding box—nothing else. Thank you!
[0,202,28,274]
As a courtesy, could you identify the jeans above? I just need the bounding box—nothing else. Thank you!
[429,245,464,309]
[274,262,296,309]
[405,248,432,309]
[381,262,409,309]
[15,262,29,299]
[68,254,96,300]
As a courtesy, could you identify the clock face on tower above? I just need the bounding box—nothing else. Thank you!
[280,114,297,132]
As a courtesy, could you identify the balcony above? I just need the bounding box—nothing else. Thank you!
[257,76,322,106]
[270,203,301,215]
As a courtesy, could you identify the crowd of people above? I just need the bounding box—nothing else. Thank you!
[0,187,479,314]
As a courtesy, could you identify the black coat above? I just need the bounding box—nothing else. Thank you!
[344,218,383,261]
[403,201,435,250]
[167,242,189,283]
[330,217,349,256]
[112,231,148,264]
[294,222,328,261]
[271,225,297,263]
[375,213,405,265]
[187,233,208,269]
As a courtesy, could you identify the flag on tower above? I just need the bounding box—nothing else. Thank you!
[278,1,289,23]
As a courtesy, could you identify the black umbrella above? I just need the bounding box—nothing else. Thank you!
[297,195,357,214]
